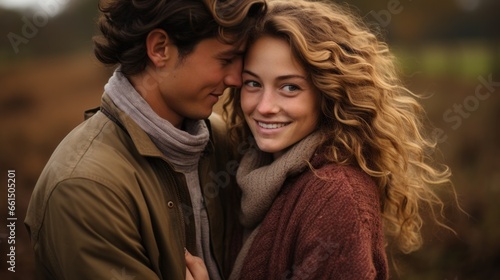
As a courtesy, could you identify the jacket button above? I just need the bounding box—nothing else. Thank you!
[167,201,174,208]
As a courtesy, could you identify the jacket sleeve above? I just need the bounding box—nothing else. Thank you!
[291,174,386,280]
[34,178,162,279]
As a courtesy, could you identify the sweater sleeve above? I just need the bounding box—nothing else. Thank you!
[34,178,162,279]
[292,167,387,280]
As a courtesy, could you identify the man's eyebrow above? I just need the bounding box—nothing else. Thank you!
[217,49,245,57]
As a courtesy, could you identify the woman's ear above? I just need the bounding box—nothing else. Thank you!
[146,29,171,68]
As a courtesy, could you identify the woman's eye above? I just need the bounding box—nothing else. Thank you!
[244,80,261,88]
[282,84,300,92]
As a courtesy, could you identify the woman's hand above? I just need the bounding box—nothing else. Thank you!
[185,249,209,280]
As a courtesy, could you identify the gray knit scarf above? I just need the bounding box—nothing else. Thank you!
[230,131,322,280]
[105,69,209,172]
[105,69,222,279]
[237,131,322,229]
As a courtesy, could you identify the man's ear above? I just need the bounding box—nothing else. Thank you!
[146,29,172,68]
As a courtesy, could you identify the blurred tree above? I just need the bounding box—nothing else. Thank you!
[335,0,500,44]
[0,0,99,62]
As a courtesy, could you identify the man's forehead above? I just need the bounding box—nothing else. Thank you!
[198,37,245,55]
[217,45,245,56]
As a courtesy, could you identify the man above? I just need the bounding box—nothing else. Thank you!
[24,0,266,279]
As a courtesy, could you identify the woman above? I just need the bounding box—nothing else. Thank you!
[223,0,454,279]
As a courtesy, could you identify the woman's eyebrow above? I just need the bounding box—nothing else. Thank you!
[243,70,306,81]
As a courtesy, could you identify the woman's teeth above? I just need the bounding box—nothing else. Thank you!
[258,122,288,129]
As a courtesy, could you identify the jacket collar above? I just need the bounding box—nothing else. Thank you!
[100,93,215,160]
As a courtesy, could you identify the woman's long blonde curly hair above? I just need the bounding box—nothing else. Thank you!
[224,0,456,254]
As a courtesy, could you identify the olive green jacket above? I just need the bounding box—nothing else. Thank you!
[25,94,239,279]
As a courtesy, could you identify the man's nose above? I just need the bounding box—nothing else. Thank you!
[224,59,243,88]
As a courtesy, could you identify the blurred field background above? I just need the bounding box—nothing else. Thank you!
[0,0,498,279]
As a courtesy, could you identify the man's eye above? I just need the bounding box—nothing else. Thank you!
[221,58,234,65]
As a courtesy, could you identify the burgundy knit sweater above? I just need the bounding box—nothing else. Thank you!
[235,152,388,280]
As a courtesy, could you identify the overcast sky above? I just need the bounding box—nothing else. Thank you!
[0,0,41,9]
[0,0,69,15]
